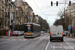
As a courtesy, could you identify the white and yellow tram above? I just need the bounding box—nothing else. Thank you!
[24,23,41,38]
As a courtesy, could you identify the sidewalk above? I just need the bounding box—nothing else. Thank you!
[65,36,75,40]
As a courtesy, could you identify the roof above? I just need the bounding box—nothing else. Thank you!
[24,23,40,26]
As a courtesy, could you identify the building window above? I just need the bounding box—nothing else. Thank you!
[2,1,3,4]
[16,11,19,16]
[25,6,27,9]
[5,0,8,3]
[2,6,4,9]
[0,1,2,5]
[8,12,10,18]
[20,0,23,2]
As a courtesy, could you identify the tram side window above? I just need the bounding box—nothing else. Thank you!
[33,25,40,32]
[33,25,37,32]
[31,25,33,32]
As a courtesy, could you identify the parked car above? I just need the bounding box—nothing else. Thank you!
[63,32,66,36]
[41,31,46,33]
[18,31,21,36]
[63,31,69,36]
[66,31,69,36]
[12,31,19,36]
[20,31,24,35]
[12,31,21,36]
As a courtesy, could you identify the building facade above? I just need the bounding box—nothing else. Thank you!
[66,4,74,26]
[0,0,5,29]
[4,0,16,29]
[0,0,38,30]
[15,0,33,25]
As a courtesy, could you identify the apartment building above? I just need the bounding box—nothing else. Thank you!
[4,0,15,29]
[34,15,39,23]
[0,0,5,29]
[21,1,33,23]
[15,0,23,25]
[15,0,33,25]
[65,4,75,36]
[66,4,74,26]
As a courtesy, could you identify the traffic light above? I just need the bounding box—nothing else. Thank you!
[56,1,58,6]
[51,1,53,6]
[69,1,71,6]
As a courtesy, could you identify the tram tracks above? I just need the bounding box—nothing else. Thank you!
[16,33,49,50]
[32,35,49,50]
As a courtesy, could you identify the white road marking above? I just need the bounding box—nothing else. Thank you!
[60,44,62,45]
[45,40,50,50]
[51,46,74,49]
[53,44,55,50]
[0,40,15,44]
[64,38,74,50]
[52,46,63,48]
[0,38,27,44]
[65,41,74,49]
[64,37,75,41]
[64,46,74,49]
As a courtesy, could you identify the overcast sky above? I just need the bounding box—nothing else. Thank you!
[12,0,75,26]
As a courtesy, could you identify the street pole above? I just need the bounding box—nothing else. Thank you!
[8,1,12,26]
[9,4,11,26]
[8,3,11,36]
[9,1,12,36]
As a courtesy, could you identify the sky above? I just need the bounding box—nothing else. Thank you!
[12,0,75,26]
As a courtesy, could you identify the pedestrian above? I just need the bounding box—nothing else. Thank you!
[5,31,8,36]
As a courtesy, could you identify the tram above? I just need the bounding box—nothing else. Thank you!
[24,23,41,38]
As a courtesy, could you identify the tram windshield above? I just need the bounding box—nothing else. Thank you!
[24,25,33,32]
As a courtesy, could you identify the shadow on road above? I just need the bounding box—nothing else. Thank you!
[24,37,35,39]
[50,40,64,42]
[24,35,41,39]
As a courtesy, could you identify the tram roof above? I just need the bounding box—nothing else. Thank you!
[24,23,40,26]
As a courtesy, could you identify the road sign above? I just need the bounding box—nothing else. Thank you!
[68,26,71,29]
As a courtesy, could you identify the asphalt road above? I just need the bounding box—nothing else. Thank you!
[0,33,75,50]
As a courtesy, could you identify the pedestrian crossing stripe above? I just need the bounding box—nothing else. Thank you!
[51,46,74,49]
[0,39,27,41]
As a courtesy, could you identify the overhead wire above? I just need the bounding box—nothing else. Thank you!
[33,0,51,26]
[33,0,45,16]
[32,0,59,16]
